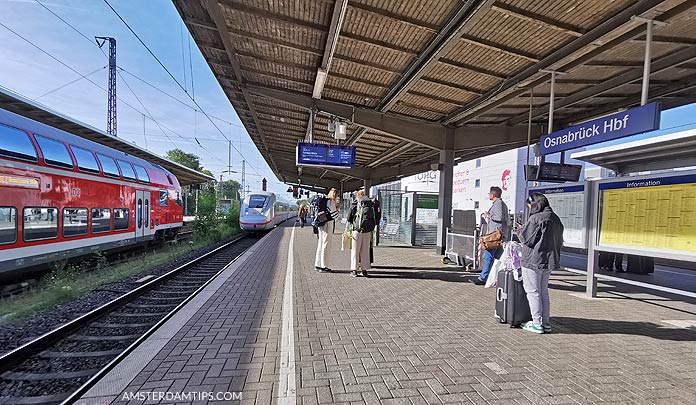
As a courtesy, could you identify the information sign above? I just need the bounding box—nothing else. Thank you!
[599,174,696,252]
[530,185,585,247]
[539,103,660,155]
[296,142,356,168]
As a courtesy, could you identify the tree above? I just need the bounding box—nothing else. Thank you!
[220,179,241,200]
[166,149,202,172]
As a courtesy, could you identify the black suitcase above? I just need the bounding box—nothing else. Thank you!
[627,255,654,274]
[495,270,532,328]
[598,252,614,269]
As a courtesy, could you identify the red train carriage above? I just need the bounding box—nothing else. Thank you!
[0,108,184,281]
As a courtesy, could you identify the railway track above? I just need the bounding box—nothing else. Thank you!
[0,232,260,405]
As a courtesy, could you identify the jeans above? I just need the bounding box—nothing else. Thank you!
[521,267,552,326]
[479,246,503,282]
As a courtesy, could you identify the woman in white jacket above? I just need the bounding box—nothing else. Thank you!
[315,188,338,272]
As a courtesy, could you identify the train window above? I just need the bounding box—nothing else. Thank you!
[23,207,58,241]
[137,199,142,229]
[91,208,111,233]
[134,165,150,183]
[63,207,88,237]
[159,190,168,206]
[0,207,17,245]
[248,195,267,208]
[145,199,149,227]
[117,160,137,181]
[0,124,37,162]
[97,154,120,178]
[71,146,100,174]
[114,208,129,230]
[166,175,173,185]
[35,135,74,169]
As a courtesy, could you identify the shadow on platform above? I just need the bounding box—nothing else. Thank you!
[551,316,696,342]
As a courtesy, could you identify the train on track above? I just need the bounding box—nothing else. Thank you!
[0,108,184,281]
[239,191,295,231]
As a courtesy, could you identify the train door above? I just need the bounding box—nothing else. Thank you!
[135,190,154,240]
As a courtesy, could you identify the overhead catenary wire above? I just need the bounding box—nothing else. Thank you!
[24,0,268,180]
[102,0,262,177]
[36,65,107,99]
[28,0,229,163]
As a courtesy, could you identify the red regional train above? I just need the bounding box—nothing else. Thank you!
[0,107,184,281]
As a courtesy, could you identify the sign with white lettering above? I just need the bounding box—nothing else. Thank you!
[539,103,660,155]
[296,142,356,168]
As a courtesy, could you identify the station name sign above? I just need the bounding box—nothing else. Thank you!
[539,102,660,155]
[296,142,356,168]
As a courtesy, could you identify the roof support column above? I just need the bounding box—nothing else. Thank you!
[633,17,666,105]
[540,69,566,162]
[436,128,455,255]
[642,19,654,106]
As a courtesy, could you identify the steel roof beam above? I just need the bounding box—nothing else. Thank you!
[560,73,696,125]
[490,2,584,37]
[321,0,348,72]
[347,3,439,33]
[460,36,539,62]
[367,142,414,168]
[443,0,670,125]
[245,85,446,150]
[438,58,506,80]
[204,0,278,173]
[377,0,494,111]
[453,125,538,150]
[507,45,696,125]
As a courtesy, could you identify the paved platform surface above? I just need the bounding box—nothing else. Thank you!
[79,222,696,404]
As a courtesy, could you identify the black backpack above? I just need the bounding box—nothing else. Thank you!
[310,195,329,227]
[355,200,376,233]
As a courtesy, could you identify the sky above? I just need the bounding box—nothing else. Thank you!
[2,0,696,199]
[0,0,288,197]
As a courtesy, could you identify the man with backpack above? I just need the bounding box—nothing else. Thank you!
[345,189,376,277]
[313,189,339,272]
[297,204,308,228]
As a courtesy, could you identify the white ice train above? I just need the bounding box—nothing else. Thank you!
[239,191,295,231]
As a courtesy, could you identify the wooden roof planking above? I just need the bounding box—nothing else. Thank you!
[174,0,696,190]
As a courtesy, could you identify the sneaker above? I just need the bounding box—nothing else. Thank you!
[351,271,358,277]
[323,267,332,272]
[542,323,552,333]
[521,322,544,334]
[314,266,322,271]
[473,279,485,285]
[361,270,368,277]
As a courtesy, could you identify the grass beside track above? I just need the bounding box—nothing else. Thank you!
[0,229,240,324]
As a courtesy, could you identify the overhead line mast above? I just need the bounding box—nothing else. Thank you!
[95,36,117,137]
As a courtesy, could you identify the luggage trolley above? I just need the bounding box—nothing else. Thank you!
[442,210,481,271]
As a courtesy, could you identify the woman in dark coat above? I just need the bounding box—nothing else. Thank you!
[515,193,564,334]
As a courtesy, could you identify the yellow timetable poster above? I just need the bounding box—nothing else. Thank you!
[599,182,696,252]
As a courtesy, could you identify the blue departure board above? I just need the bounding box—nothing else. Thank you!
[297,142,356,168]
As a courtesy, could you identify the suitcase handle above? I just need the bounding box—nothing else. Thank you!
[496,287,507,302]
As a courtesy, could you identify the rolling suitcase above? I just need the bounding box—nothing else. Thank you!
[495,270,532,327]
[627,255,654,274]
[598,252,614,269]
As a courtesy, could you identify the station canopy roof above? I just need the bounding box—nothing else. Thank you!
[0,87,214,186]
[571,128,696,174]
[174,0,696,191]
